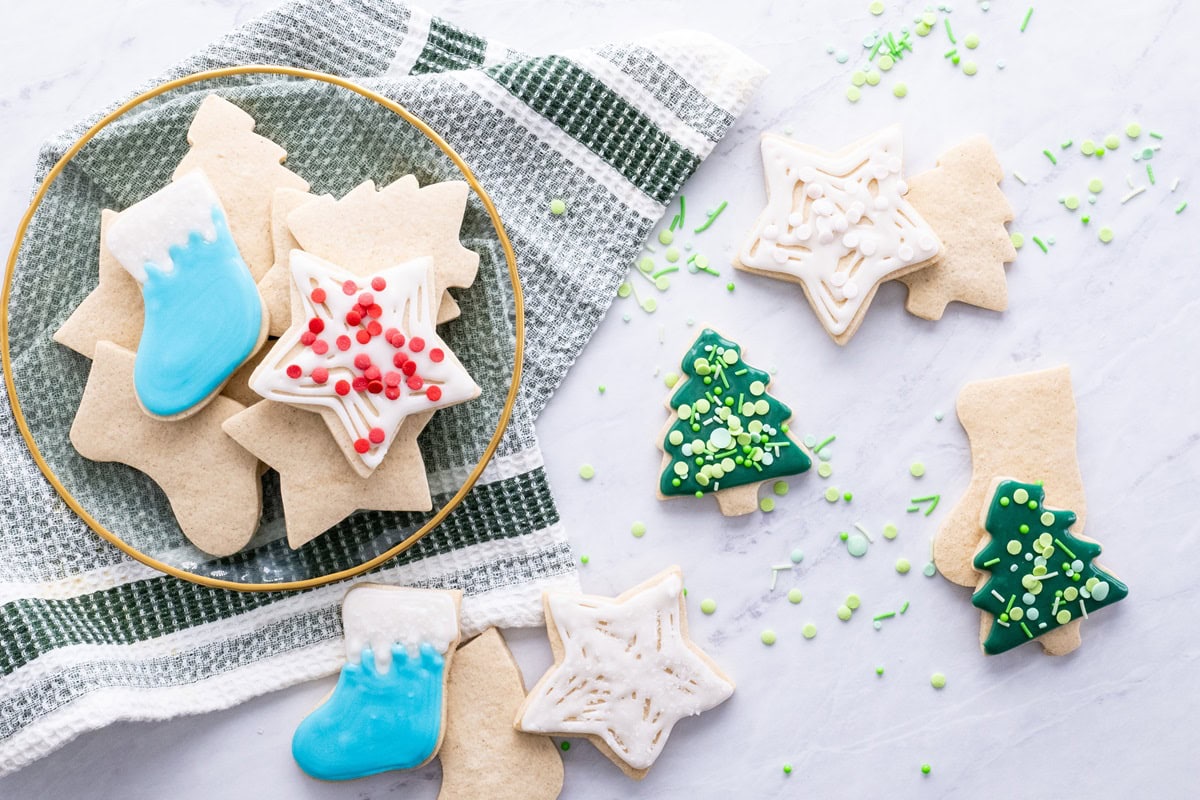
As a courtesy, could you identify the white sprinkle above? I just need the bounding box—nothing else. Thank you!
[1052,596,1060,615]
[996,619,1010,627]
[991,590,1006,602]
[644,243,657,253]
[1013,171,1028,184]
[1172,177,1181,192]
[1079,599,1088,619]
[771,563,794,572]
[658,325,665,344]
[1126,174,1135,189]
[1121,187,1146,204]
[770,569,779,591]
[1030,571,1059,581]
[854,522,874,543]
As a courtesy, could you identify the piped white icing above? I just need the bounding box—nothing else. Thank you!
[737,126,942,336]
[106,171,223,283]
[341,584,459,672]
[519,569,734,771]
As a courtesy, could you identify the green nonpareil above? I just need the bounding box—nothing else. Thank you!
[659,329,810,498]
[971,480,1128,655]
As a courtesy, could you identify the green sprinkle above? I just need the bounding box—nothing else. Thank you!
[726,282,736,292]
[921,763,932,775]
[843,491,853,502]
[1010,232,1024,249]
[597,385,606,395]
[1177,202,1188,214]
[909,494,940,515]
[1088,178,1103,193]
[1021,621,1034,639]
[787,588,803,604]
[560,741,570,751]
[982,557,1001,567]
[802,623,817,639]
[1126,123,1142,139]
[760,497,776,513]
[579,554,589,565]
[876,666,885,676]
[1061,139,1073,149]
[761,629,777,646]
[836,605,852,621]
[883,523,898,540]
[869,0,884,14]
[873,611,896,621]
[813,434,836,453]
[773,481,789,497]
[1081,215,1090,224]
[944,47,958,59]
[783,763,794,775]
[631,521,646,538]
[1081,139,1096,156]
[846,594,861,610]
[1098,226,1114,243]
[1032,236,1048,253]
[700,598,717,615]
[1020,6,1033,31]
[657,229,674,246]
[896,558,911,574]
[1104,134,1120,150]
[693,202,727,234]
[930,672,947,689]
[1148,165,1156,185]
[549,198,567,215]
[944,18,956,43]
[909,461,925,477]
[964,33,980,49]
[578,464,595,480]
[1150,131,1164,140]
[1042,149,1056,165]
[900,600,910,614]
[893,82,908,98]
[664,372,679,388]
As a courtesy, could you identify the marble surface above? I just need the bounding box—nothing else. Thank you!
[2,0,1198,797]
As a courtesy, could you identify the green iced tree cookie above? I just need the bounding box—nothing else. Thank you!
[658,328,810,515]
[972,479,1128,655]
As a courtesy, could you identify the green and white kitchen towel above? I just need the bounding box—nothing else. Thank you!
[0,0,765,775]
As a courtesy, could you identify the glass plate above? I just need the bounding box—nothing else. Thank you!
[2,67,521,590]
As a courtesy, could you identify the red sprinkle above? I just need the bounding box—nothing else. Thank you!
[311,288,327,304]
[407,375,424,390]
[371,277,386,291]
[401,360,417,377]
[311,367,329,384]
[358,292,375,307]
[384,371,401,387]
[286,364,303,379]
[345,310,362,326]
[367,304,383,319]
[366,320,383,337]
[368,380,384,394]
[409,337,425,352]
[354,438,370,453]
[390,332,406,348]
[307,317,324,334]
[312,339,329,355]
[364,366,381,381]
[356,330,372,344]
[352,376,368,392]
[354,353,372,370]
[385,386,401,400]
[429,348,445,363]
[368,427,386,444]
[300,331,316,346]
[393,352,409,368]
[426,385,442,402]
[335,380,351,396]
[342,280,358,295]
[336,335,352,351]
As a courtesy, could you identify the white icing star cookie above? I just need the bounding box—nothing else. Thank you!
[735,125,943,344]
[515,567,734,779]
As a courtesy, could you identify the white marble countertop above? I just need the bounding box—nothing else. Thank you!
[2,0,1197,797]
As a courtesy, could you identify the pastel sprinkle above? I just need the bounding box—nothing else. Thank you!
[1125,123,1142,139]
[579,555,589,564]
[847,86,863,103]
[1104,134,1120,150]
[869,0,885,14]
[631,521,646,538]
[773,481,790,496]
[783,763,793,775]
[964,33,979,49]
[1098,226,1114,243]
[923,562,937,577]
[1042,149,1057,165]
[837,605,852,621]
[788,588,803,604]
[962,60,978,76]
[1177,202,1188,214]
[578,464,595,480]
[760,497,776,513]
[1010,232,1024,249]
[909,461,925,477]
[825,487,840,502]
[1032,236,1048,253]
[549,198,567,215]
[1020,6,1033,31]
[1088,178,1103,193]
[761,629,778,646]
[883,523,898,540]
[664,372,679,388]
[922,763,932,775]
[893,82,908,98]
[818,463,833,478]
[790,548,805,564]
[930,672,947,689]
[896,558,912,574]
[700,598,717,615]
[802,623,817,639]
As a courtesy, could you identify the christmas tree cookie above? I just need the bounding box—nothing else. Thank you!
[972,479,1127,655]
[657,328,811,516]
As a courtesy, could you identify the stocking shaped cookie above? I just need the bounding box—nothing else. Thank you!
[104,170,267,420]
[899,137,1017,320]
[735,126,942,344]
[657,328,811,516]
[439,629,564,800]
[516,567,734,779]
[292,584,462,781]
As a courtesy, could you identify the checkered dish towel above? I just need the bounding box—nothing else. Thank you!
[0,0,766,775]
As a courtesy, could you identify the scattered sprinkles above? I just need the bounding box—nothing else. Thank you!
[787,588,803,604]
[802,623,818,639]
[909,461,925,478]
[578,464,595,480]
[631,521,646,538]
[761,629,778,646]
[931,672,947,689]
[549,198,567,216]
[700,598,717,615]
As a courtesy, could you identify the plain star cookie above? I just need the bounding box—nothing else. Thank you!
[734,125,943,344]
[516,567,734,779]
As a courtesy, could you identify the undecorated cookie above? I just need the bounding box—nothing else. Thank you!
[516,567,734,779]
[70,341,261,556]
[292,583,462,781]
[899,136,1017,320]
[439,628,564,800]
[53,209,142,358]
[657,327,811,516]
[734,125,943,345]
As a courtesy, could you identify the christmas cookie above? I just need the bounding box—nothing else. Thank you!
[247,251,479,477]
[971,478,1127,655]
[899,137,1017,320]
[515,567,735,779]
[70,342,261,556]
[439,629,564,800]
[104,170,267,419]
[734,125,943,344]
[934,366,1115,656]
[657,328,811,516]
[292,583,462,781]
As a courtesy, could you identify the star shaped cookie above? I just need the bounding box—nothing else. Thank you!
[516,567,734,779]
[735,125,943,344]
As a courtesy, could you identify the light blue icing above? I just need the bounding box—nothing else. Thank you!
[292,643,446,782]
[134,207,261,416]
